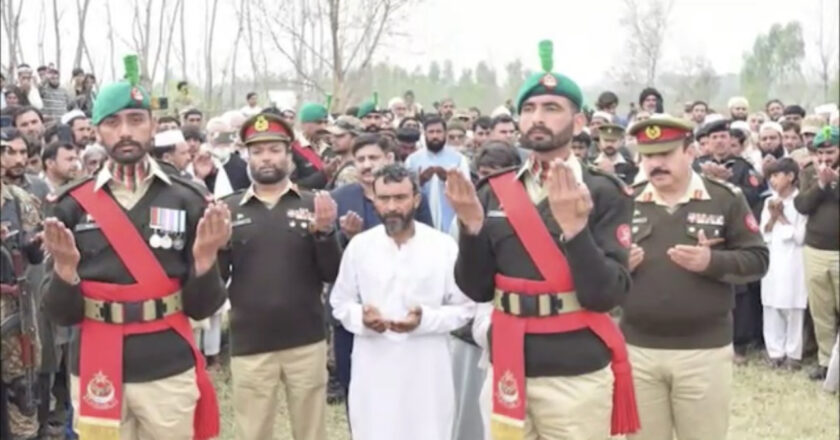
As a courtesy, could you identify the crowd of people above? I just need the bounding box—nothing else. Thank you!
[0,41,838,440]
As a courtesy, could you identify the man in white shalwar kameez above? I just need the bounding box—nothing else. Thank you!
[331,164,474,440]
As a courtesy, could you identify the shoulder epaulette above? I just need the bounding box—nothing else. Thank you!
[170,175,213,202]
[475,166,518,189]
[45,176,95,203]
[220,188,247,203]
[703,176,742,196]
[586,165,634,197]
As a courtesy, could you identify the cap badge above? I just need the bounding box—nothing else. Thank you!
[540,73,557,89]
[645,125,661,140]
[822,126,832,138]
[130,87,143,103]
[254,115,269,132]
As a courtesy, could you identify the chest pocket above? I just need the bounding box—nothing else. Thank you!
[230,218,257,246]
[74,228,110,259]
[685,223,725,245]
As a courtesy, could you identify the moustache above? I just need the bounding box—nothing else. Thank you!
[649,168,670,177]
[526,126,553,137]
[114,140,143,150]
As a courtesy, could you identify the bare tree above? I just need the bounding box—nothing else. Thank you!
[52,0,62,72]
[230,0,248,107]
[37,0,47,65]
[204,0,221,105]
[0,0,24,76]
[258,0,414,109]
[179,0,186,81]
[129,0,154,88]
[813,0,839,101]
[72,0,91,70]
[161,0,182,95]
[614,0,673,87]
[243,0,263,91]
[105,0,117,80]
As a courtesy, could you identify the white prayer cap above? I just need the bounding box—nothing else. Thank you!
[491,105,511,118]
[815,103,838,116]
[730,120,751,135]
[61,109,87,126]
[205,117,230,135]
[155,129,186,147]
[591,111,613,122]
[759,121,783,135]
[727,96,749,109]
[703,113,725,125]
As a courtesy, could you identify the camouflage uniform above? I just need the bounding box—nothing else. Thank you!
[1,182,43,440]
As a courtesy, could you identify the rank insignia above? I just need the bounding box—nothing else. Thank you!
[644,125,662,140]
[254,115,270,132]
[540,73,557,89]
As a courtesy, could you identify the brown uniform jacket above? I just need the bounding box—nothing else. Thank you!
[621,173,769,350]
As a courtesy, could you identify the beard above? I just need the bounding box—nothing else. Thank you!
[107,139,149,164]
[603,146,617,156]
[520,122,575,152]
[731,114,747,122]
[426,139,445,152]
[381,209,414,236]
[250,163,288,184]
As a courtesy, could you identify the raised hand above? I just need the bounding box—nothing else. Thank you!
[43,218,81,283]
[666,229,721,273]
[312,191,338,233]
[193,202,232,275]
[324,157,342,179]
[444,169,484,235]
[389,306,423,333]
[339,211,364,239]
[818,163,839,187]
[546,159,592,240]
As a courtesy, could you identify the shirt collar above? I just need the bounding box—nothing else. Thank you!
[596,152,626,165]
[636,171,711,206]
[239,182,301,206]
[516,151,584,184]
[94,156,172,191]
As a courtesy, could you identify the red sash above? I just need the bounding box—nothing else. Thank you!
[487,172,639,439]
[292,141,325,171]
[69,180,219,440]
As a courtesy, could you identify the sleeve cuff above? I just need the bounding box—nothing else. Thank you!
[562,227,599,259]
[702,250,728,278]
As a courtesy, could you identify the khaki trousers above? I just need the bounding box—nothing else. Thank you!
[627,345,732,440]
[481,366,613,440]
[232,341,327,440]
[803,246,840,367]
[70,368,199,440]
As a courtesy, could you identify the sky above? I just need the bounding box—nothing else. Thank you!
[2,0,838,87]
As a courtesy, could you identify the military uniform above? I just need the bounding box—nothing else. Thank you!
[794,126,840,378]
[455,41,639,440]
[621,117,769,440]
[219,113,342,440]
[595,124,639,185]
[291,103,331,189]
[1,183,44,440]
[42,59,226,440]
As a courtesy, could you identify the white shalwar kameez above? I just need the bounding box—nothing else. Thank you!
[331,222,474,440]
[760,189,808,360]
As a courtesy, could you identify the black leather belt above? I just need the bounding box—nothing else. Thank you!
[84,291,182,324]
[493,290,582,317]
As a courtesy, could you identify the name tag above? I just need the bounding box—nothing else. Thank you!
[687,212,725,226]
[232,218,252,228]
[74,223,100,232]
[487,210,507,218]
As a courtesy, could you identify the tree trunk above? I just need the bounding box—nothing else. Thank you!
[37,0,46,66]
[150,0,168,88]
[105,0,117,80]
[52,0,61,73]
[229,0,247,108]
[179,0,187,80]
[204,0,220,106]
[162,0,181,97]
[73,0,91,70]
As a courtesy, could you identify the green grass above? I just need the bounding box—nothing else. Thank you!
[211,353,839,440]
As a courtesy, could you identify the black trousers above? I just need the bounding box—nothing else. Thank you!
[734,282,763,353]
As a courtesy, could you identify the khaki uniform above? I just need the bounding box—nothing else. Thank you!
[624,173,768,440]
[1,183,43,439]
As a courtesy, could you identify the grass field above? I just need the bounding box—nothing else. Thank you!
[211,351,839,440]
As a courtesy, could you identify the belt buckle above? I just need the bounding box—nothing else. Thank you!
[122,301,144,324]
[518,295,539,317]
[549,295,564,315]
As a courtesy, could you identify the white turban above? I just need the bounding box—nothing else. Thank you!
[60,109,87,126]
[728,96,749,109]
[388,97,405,110]
[592,111,613,122]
